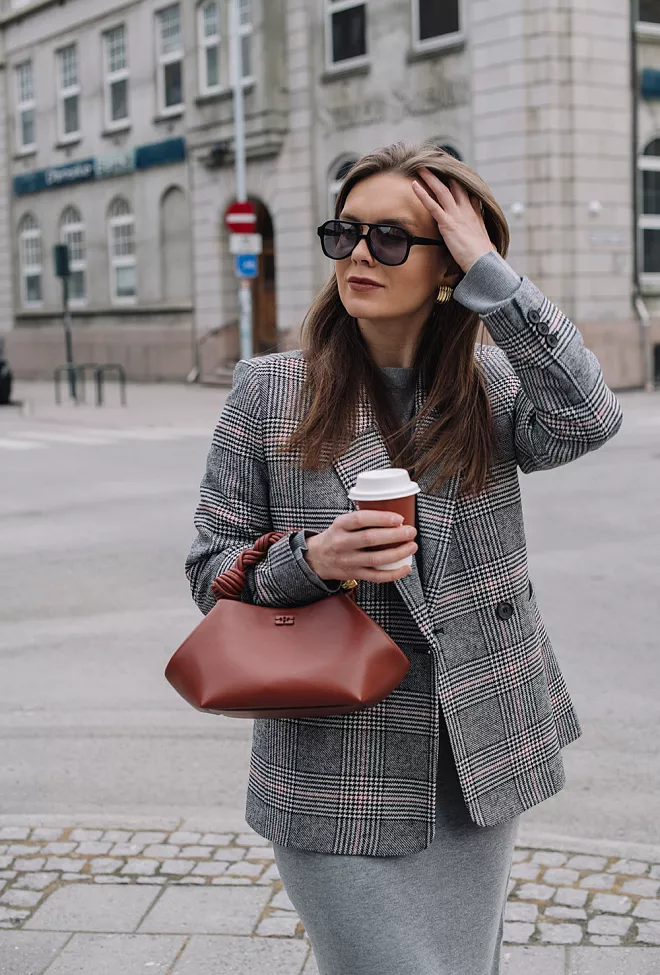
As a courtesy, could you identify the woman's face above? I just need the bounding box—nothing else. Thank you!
[334,171,458,323]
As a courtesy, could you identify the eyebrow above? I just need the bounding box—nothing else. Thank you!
[339,212,418,232]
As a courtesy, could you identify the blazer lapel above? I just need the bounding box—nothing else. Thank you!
[331,374,461,650]
[411,377,462,608]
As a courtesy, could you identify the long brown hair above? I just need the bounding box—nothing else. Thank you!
[276,140,511,497]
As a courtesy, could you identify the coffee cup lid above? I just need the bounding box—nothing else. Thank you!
[348,468,420,501]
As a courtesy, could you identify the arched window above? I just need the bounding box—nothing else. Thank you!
[429,140,463,161]
[328,156,358,217]
[160,185,191,301]
[639,138,660,276]
[60,205,86,303]
[107,196,136,301]
[18,213,42,306]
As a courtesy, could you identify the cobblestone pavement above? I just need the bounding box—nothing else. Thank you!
[1,822,660,974]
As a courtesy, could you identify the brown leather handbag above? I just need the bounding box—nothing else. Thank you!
[165,530,411,718]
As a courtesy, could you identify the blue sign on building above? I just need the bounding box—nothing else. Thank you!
[235,254,259,278]
[641,67,660,100]
[13,137,186,196]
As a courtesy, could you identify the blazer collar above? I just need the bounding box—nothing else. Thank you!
[331,371,461,648]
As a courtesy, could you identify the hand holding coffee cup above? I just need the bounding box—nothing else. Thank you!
[303,469,420,584]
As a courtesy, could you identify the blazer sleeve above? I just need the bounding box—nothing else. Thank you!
[478,276,624,473]
[185,359,342,614]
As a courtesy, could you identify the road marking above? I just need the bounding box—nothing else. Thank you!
[13,431,122,446]
[0,425,211,450]
[0,437,44,450]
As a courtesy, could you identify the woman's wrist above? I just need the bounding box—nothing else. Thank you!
[303,533,327,579]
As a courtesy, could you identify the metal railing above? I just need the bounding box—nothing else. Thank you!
[54,363,127,407]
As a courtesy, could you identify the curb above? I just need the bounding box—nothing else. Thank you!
[4,814,660,864]
[516,827,660,865]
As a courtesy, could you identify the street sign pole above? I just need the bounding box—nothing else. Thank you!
[230,0,253,363]
[53,242,77,404]
[62,276,77,404]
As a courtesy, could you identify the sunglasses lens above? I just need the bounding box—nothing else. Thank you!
[370,225,409,265]
[321,221,358,259]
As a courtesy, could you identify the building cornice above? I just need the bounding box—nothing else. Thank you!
[0,0,61,28]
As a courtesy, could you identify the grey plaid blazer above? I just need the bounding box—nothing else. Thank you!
[185,275,623,857]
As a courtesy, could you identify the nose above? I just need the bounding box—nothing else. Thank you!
[351,233,375,264]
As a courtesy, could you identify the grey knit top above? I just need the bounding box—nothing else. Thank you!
[290,249,523,592]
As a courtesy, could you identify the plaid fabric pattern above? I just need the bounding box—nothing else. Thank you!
[185,276,623,856]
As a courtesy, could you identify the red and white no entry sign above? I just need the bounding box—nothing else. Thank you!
[224,201,257,234]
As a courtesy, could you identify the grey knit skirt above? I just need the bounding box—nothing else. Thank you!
[272,719,520,975]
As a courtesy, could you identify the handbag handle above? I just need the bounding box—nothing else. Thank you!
[210,530,358,603]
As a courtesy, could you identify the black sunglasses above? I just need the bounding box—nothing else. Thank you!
[317,219,446,267]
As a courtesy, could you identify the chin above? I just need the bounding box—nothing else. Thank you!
[341,293,388,319]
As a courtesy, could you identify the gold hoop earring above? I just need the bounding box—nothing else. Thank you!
[436,284,454,304]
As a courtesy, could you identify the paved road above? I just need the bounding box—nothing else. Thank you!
[1,382,659,847]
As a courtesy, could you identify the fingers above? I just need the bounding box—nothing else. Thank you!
[341,509,404,530]
[417,168,454,207]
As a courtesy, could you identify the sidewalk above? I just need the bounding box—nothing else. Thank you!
[1,815,660,974]
[5,379,231,432]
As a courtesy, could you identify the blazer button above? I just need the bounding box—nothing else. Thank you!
[527,308,541,324]
[537,321,550,335]
[546,332,559,348]
[496,601,514,621]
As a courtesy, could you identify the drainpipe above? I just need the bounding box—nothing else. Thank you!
[631,0,657,391]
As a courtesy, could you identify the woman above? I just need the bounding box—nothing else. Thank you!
[185,141,623,975]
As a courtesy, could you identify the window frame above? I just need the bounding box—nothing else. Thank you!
[328,156,358,217]
[15,59,36,155]
[411,0,464,54]
[102,23,130,132]
[236,0,255,85]
[18,214,43,308]
[108,199,137,305]
[639,146,660,287]
[56,43,81,143]
[198,0,222,94]
[324,0,369,73]
[156,3,184,117]
[60,206,87,306]
[637,1,660,36]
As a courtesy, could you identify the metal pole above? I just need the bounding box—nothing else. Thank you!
[62,275,77,404]
[230,0,253,362]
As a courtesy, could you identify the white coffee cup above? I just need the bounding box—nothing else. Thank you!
[348,468,420,570]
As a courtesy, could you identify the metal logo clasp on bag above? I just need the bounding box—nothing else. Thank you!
[274,615,295,626]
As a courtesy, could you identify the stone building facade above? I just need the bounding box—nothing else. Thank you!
[0,0,657,388]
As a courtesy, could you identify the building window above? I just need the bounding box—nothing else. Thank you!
[57,44,80,141]
[433,141,463,161]
[18,213,42,306]
[60,206,86,303]
[108,197,137,301]
[157,4,184,114]
[640,138,660,279]
[198,1,221,91]
[412,0,461,51]
[328,156,358,216]
[237,0,254,81]
[326,1,368,69]
[103,25,130,128]
[640,1,660,25]
[15,60,36,152]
